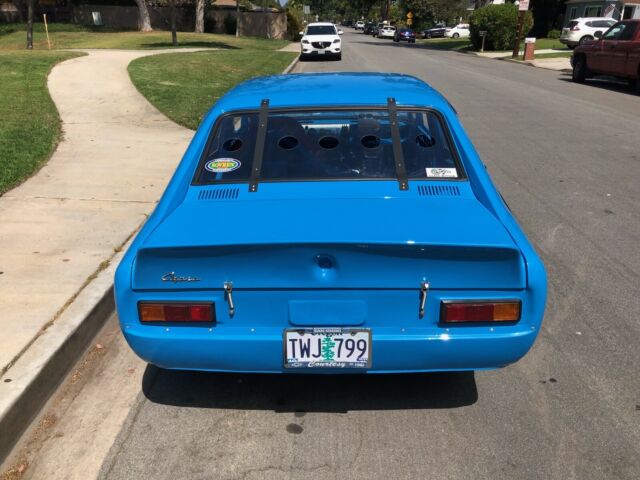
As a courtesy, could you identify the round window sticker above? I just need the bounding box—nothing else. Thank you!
[205,158,241,173]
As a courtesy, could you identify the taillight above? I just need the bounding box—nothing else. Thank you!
[138,302,214,323]
[570,25,580,31]
[441,301,520,323]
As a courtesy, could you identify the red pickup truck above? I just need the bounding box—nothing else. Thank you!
[572,20,640,93]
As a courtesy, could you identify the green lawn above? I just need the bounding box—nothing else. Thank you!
[128,50,297,129]
[0,51,84,195]
[417,38,472,51]
[0,23,289,51]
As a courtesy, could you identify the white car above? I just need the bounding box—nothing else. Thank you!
[300,22,343,60]
[355,21,365,30]
[560,17,617,48]
[378,26,396,39]
[445,24,470,39]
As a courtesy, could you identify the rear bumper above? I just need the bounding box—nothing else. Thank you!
[122,324,539,373]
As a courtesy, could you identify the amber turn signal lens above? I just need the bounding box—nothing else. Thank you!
[493,302,520,321]
[138,302,214,323]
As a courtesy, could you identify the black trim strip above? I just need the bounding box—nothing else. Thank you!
[248,99,269,192]
[387,98,409,191]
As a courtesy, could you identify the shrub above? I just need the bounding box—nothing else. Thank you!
[469,4,533,51]
[547,29,561,39]
[287,8,303,41]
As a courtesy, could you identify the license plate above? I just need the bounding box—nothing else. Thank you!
[318,50,325,54]
[284,328,371,369]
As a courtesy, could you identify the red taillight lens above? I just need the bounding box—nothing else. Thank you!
[441,301,520,323]
[139,302,214,323]
[570,26,580,31]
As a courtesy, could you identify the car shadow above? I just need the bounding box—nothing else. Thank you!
[559,76,639,96]
[142,365,478,413]
[299,55,341,62]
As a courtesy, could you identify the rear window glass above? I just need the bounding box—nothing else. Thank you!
[195,109,462,184]
[568,21,579,28]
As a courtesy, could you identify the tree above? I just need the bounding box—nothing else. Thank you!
[170,0,178,46]
[26,0,34,49]
[134,0,153,32]
[195,0,205,33]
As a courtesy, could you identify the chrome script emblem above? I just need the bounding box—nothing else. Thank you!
[161,272,200,283]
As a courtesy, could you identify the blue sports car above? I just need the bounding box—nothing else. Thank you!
[115,73,547,373]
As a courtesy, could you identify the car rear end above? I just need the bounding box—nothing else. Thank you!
[396,29,416,43]
[116,83,546,374]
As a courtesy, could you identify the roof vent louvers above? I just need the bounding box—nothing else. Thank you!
[197,188,240,201]
[417,185,460,197]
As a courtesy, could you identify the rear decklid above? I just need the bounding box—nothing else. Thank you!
[132,183,526,291]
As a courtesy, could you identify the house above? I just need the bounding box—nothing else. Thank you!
[563,0,640,27]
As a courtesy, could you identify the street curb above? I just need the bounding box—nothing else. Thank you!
[500,56,573,73]
[0,246,128,465]
[282,54,300,74]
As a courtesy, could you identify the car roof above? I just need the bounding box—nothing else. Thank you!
[573,17,616,22]
[307,22,336,27]
[214,73,452,112]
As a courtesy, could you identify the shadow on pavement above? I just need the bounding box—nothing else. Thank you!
[142,41,240,49]
[559,76,639,96]
[142,365,478,412]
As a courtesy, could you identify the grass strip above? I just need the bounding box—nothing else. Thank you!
[0,51,84,195]
[128,50,296,129]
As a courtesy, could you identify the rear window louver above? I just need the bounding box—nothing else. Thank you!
[197,187,240,200]
[417,185,460,197]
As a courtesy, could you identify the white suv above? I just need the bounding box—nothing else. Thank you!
[445,24,470,38]
[300,23,343,60]
[560,17,617,48]
[355,21,365,30]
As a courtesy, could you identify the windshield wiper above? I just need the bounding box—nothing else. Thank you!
[387,97,409,191]
[249,98,269,192]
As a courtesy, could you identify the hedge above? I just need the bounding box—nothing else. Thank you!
[469,4,533,51]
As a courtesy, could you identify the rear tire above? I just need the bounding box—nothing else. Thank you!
[578,35,593,46]
[426,33,432,39]
[452,33,460,38]
[572,55,588,83]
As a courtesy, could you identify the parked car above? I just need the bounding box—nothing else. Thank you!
[445,24,470,39]
[355,21,365,30]
[572,20,640,93]
[299,22,343,61]
[378,26,396,39]
[394,28,416,43]
[423,25,447,39]
[371,22,385,37]
[363,22,377,35]
[560,17,617,48]
[115,72,547,373]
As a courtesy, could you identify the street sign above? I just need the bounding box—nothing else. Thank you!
[303,5,310,14]
[479,30,487,37]
[518,0,530,11]
[407,12,413,19]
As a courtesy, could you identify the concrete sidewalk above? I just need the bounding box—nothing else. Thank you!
[0,48,204,460]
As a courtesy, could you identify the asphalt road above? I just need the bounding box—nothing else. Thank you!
[10,32,640,480]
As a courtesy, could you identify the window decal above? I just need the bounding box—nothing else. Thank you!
[205,158,242,173]
[426,167,457,178]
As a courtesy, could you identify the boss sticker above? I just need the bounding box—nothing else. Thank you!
[426,167,458,178]
[205,158,241,173]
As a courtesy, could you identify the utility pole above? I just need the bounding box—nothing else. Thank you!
[26,0,33,49]
[511,0,529,59]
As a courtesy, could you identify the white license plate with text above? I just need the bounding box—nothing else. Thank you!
[284,328,371,369]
